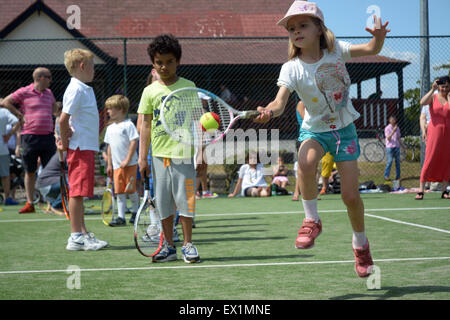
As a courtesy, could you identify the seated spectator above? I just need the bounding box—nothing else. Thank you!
[272,155,290,190]
[36,151,65,215]
[228,152,271,198]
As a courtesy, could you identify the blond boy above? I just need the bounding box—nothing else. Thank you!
[60,48,107,251]
[104,95,140,226]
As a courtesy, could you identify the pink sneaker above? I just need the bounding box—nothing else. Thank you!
[353,240,374,278]
[295,219,322,249]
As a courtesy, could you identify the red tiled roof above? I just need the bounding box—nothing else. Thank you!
[0,0,291,38]
[114,38,289,65]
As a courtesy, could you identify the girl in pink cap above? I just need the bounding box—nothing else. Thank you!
[255,1,390,278]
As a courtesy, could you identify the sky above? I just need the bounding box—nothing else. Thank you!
[316,0,450,37]
[311,0,450,100]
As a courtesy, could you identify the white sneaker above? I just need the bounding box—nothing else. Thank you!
[181,242,200,263]
[82,234,105,251]
[66,234,86,251]
[145,224,161,242]
[86,232,109,249]
[66,233,104,251]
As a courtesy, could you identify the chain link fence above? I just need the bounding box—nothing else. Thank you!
[1,36,449,194]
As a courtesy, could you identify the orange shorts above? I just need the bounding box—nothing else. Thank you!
[113,164,138,194]
[67,148,95,198]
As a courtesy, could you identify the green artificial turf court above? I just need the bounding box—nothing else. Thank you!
[0,193,449,301]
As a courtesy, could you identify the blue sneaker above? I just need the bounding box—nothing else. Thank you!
[153,242,177,263]
[4,197,19,205]
[181,242,200,263]
[173,228,180,242]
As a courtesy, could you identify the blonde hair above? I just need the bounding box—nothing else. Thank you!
[64,49,94,75]
[105,95,130,114]
[288,17,335,60]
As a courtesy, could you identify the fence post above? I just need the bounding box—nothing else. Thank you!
[123,38,128,97]
[420,0,430,168]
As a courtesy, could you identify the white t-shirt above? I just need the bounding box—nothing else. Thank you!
[104,119,139,170]
[62,77,99,152]
[277,40,360,132]
[421,90,437,125]
[421,105,430,124]
[238,163,267,196]
[293,161,298,179]
[0,109,18,156]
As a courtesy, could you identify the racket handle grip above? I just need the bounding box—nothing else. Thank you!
[144,176,150,191]
[242,110,260,119]
[58,149,64,162]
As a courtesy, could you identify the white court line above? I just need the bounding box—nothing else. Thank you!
[1,206,449,223]
[0,256,449,275]
[365,213,450,234]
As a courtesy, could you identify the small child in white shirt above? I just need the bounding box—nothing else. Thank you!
[104,95,140,226]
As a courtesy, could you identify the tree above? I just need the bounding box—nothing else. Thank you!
[403,83,421,136]
[433,62,450,75]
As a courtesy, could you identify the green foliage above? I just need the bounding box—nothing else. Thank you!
[432,62,450,74]
[403,135,421,149]
[404,86,421,135]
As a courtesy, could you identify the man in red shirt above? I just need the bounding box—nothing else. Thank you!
[1,67,58,213]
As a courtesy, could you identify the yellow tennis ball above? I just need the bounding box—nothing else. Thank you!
[199,112,220,133]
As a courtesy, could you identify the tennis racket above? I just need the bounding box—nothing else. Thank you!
[160,87,260,147]
[134,176,163,258]
[101,177,115,226]
[58,150,70,220]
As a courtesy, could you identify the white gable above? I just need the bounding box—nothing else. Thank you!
[0,11,105,65]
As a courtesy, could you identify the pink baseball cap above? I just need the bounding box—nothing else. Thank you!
[277,1,324,28]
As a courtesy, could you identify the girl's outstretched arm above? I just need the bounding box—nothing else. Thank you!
[255,86,291,123]
[350,15,390,57]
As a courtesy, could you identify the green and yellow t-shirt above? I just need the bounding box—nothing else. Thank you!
[138,77,196,159]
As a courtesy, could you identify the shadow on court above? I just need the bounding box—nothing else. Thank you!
[193,236,287,244]
[204,254,314,263]
[103,245,136,250]
[194,216,261,224]
[193,229,266,235]
[195,223,268,229]
[330,285,450,300]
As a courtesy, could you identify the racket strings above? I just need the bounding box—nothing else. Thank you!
[102,193,113,213]
[135,206,159,251]
[206,98,232,133]
[163,91,233,146]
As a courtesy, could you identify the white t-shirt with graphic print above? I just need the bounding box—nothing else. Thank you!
[277,40,360,133]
